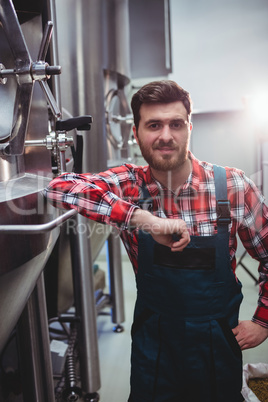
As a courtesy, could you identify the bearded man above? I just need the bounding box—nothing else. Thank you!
[45,80,268,402]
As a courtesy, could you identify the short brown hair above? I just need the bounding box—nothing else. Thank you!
[131,80,193,129]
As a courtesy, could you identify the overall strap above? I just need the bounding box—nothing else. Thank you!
[138,183,153,211]
[213,165,231,230]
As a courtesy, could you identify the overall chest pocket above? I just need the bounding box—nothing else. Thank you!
[153,243,216,270]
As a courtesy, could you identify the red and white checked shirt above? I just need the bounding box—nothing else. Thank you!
[45,152,268,327]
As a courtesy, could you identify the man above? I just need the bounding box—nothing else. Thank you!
[45,80,268,401]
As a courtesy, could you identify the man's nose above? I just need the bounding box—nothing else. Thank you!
[159,125,173,141]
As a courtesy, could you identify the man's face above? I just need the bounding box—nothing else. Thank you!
[133,101,192,172]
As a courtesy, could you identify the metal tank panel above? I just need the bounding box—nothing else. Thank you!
[55,0,108,173]
[103,0,134,166]
[103,0,131,83]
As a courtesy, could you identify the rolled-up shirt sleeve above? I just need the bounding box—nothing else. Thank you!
[44,169,139,230]
[237,174,268,327]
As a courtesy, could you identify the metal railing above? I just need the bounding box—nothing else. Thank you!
[0,209,77,233]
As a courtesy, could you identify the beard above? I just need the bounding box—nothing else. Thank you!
[138,139,189,172]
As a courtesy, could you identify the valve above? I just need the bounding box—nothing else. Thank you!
[0,1,62,156]
[0,20,62,120]
[55,116,92,132]
[25,116,92,173]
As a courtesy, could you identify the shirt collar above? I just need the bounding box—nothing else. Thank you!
[185,151,200,193]
[144,166,160,196]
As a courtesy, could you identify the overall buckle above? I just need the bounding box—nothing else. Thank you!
[216,200,231,225]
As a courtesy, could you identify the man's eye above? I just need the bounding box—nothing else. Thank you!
[149,123,160,129]
[171,121,186,129]
[171,123,182,129]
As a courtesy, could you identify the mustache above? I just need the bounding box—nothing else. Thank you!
[152,140,177,150]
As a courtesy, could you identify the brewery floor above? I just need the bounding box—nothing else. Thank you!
[1,253,267,402]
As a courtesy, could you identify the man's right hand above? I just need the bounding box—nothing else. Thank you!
[130,209,190,252]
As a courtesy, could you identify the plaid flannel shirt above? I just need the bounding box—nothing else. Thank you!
[45,152,268,327]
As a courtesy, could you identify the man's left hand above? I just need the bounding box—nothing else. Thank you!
[232,320,268,350]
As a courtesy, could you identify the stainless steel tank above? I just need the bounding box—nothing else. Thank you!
[0,1,59,354]
[0,2,64,399]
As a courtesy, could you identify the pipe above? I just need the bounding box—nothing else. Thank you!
[107,231,125,332]
[70,213,101,397]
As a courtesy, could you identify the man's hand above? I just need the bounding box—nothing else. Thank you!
[150,219,190,252]
[130,209,190,251]
[232,320,268,350]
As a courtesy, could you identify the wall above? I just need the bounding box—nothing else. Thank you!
[190,110,259,180]
[168,0,268,196]
[169,0,268,113]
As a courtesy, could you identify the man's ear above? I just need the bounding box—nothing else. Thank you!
[133,125,139,145]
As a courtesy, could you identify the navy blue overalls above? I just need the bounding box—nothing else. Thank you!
[129,166,244,402]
